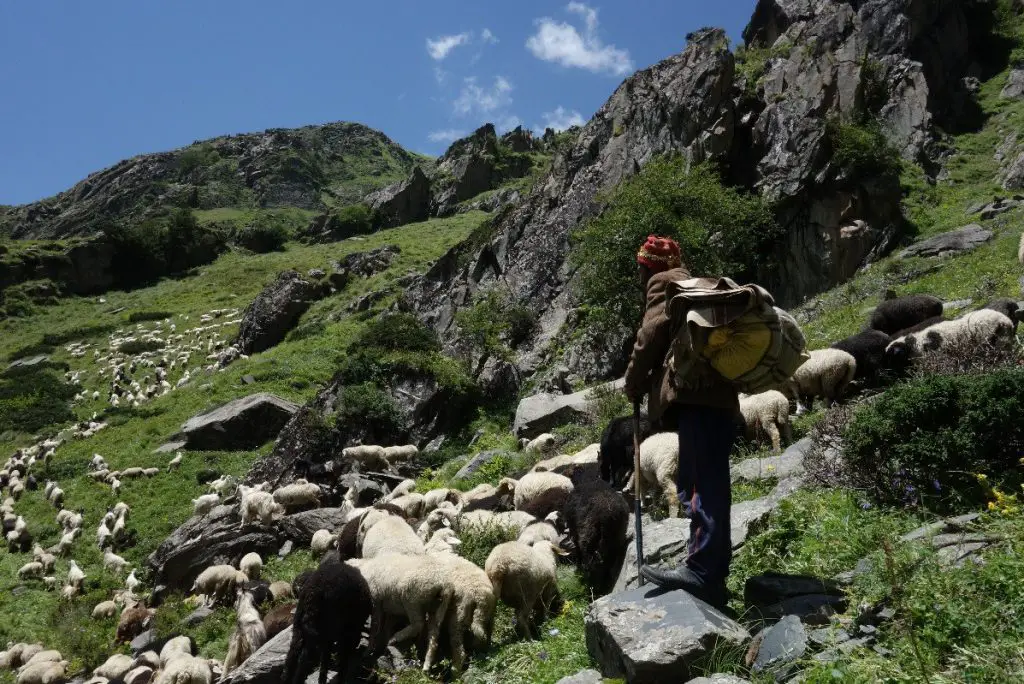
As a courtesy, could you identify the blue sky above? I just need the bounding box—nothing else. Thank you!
[0,1,756,205]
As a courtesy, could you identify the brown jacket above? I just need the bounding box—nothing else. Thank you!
[623,267,739,424]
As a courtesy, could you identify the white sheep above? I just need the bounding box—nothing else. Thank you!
[382,479,416,502]
[422,488,462,514]
[47,486,64,509]
[269,580,293,601]
[125,569,141,595]
[512,471,574,518]
[92,600,118,619]
[383,444,419,463]
[142,467,160,478]
[310,529,337,558]
[346,553,453,672]
[623,432,681,518]
[167,452,183,471]
[16,659,68,684]
[521,433,557,455]
[517,518,561,548]
[208,475,237,496]
[32,545,56,574]
[97,520,113,549]
[153,655,213,684]
[360,515,425,559]
[788,348,856,413]
[530,443,600,474]
[423,527,462,554]
[53,529,78,557]
[103,549,130,574]
[887,309,1016,360]
[430,550,496,671]
[66,560,85,588]
[17,561,44,580]
[192,493,220,516]
[124,665,155,684]
[484,540,566,639]
[120,467,145,480]
[387,493,426,519]
[271,480,320,510]
[93,653,133,680]
[239,490,284,528]
[158,635,194,667]
[341,444,389,470]
[738,390,793,453]
[191,565,249,605]
[238,552,262,581]
[222,591,266,677]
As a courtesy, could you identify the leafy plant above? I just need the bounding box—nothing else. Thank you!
[825,117,902,180]
[334,382,403,436]
[0,365,76,434]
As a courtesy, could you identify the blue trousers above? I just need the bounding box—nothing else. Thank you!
[677,405,737,586]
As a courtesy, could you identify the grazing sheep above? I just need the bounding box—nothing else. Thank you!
[222,591,267,677]
[32,545,56,574]
[459,480,516,513]
[346,553,452,673]
[310,530,336,558]
[18,561,44,580]
[239,552,262,581]
[263,602,296,640]
[92,600,118,619]
[517,519,561,548]
[191,565,249,605]
[886,309,1016,363]
[560,468,629,596]
[47,486,64,509]
[431,553,496,672]
[381,479,416,502]
[599,415,653,488]
[120,467,145,480]
[239,490,284,528]
[868,294,944,335]
[103,549,130,574]
[125,665,155,684]
[272,481,321,511]
[15,659,68,684]
[269,580,293,601]
[484,540,566,639]
[341,444,389,471]
[891,315,946,339]
[738,390,792,453]
[831,329,896,384]
[117,605,156,643]
[984,297,1024,329]
[42,577,58,591]
[422,488,463,515]
[97,520,113,549]
[386,493,426,519]
[512,472,574,519]
[382,444,419,463]
[167,453,183,471]
[126,569,141,595]
[94,653,134,680]
[623,432,681,517]
[423,527,462,554]
[143,467,160,478]
[282,553,372,684]
[158,635,194,667]
[66,560,85,588]
[788,348,857,412]
[521,433,557,455]
[360,515,425,559]
[530,443,601,475]
[191,494,220,517]
[152,655,213,684]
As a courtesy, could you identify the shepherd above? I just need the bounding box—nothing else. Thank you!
[623,235,740,610]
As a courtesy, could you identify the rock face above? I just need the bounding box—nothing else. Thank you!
[512,379,624,439]
[366,166,432,229]
[177,393,299,451]
[402,2,1002,393]
[1002,69,1024,99]
[899,224,993,258]
[333,245,401,280]
[586,586,750,683]
[2,122,422,240]
[235,271,324,355]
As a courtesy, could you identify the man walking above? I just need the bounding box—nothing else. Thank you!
[623,234,739,609]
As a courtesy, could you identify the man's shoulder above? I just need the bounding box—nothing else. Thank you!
[647,267,692,290]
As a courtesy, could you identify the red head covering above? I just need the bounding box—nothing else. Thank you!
[636,235,682,273]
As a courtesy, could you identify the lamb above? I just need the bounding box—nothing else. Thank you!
[868,293,944,335]
[310,529,337,558]
[599,415,653,488]
[560,468,629,596]
[222,591,267,677]
[93,653,134,680]
[272,480,321,511]
[32,545,56,574]
[282,553,373,684]
[886,309,1016,362]
[191,494,219,517]
[239,552,262,581]
[512,472,574,519]
[269,580,294,601]
[239,490,284,528]
[92,600,118,619]
[125,569,141,594]
[623,432,681,517]
[738,390,792,453]
[787,348,857,412]
[521,433,557,455]
[517,519,561,548]
[66,560,85,588]
[103,549,130,574]
[831,329,896,384]
[484,540,566,639]
[263,601,296,640]
[382,444,419,463]
[360,515,425,559]
[341,444,389,471]
[190,565,249,605]
[167,453,183,471]
[346,553,452,672]
[15,659,67,684]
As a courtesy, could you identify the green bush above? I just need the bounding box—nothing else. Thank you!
[118,338,166,355]
[355,312,441,354]
[842,369,1024,513]
[234,219,289,253]
[177,143,221,179]
[127,310,174,323]
[335,203,374,235]
[0,366,76,434]
[455,289,538,362]
[571,158,782,333]
[458,520,520,568]
[825,117,902,180]
[334,382,404,435]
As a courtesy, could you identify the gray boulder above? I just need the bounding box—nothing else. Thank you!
[614,516,690,593]
[586,586,750,683]
[366,166,431,229]
[452,450,510,481]
[730,437,810,482]
[4,354,52,374]
[333,244,401,280]
[219,627,297,684]
[177,393,299,451]
[899,224,992,259]
[555,669,604,684]
[513,379,624,439]
[1004,151,1024,190]
[1002,69,1024,99]
[277,507,350,546]
[750,615,808,681]
[235,270,324,355]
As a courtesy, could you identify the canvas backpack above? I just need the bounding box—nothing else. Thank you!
[665,276,809,395]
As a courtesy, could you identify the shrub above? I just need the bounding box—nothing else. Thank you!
[570,158,782,333]
[334,203,374,236]
[333,382,403,436]
[127,310,174,323]
[177,143,221,179]
[233,214,290,253]
[841,369,1024,513]
[118,338,166,355]
[0,366,76,435]
[455,289,537,362]
[458,520,520,568]
[355,312,441,354]
[825,117,902,180]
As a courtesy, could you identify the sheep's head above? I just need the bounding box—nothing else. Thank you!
[496,478,518,496]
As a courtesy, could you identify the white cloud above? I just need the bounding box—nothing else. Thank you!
[481,28,498,44]
[428,129,467,143]
[433,66,449,85]
[526,3,633,76]
[427,33,470,60]
[539,106,586,132]
[453,76,513,116]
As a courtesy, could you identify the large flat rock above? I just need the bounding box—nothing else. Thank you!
[586,585,750,683]
[178,393,299,451]
[899,224,992,259]
[730,438,810,482]
[513,379,624,439]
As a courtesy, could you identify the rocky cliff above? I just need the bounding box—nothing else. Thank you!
[0,122,424,239]
[403,0,1010,393]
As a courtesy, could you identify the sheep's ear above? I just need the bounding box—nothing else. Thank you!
[441,517,452,528]
[448,538,462,547]
[552,545,570,557]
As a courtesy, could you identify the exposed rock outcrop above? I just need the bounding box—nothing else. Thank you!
[176,393,300,451]
[235,270,325,355]
[899,224,993,259]
[366,166,432,229]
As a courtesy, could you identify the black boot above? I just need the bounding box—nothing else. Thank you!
[639,564,728,610]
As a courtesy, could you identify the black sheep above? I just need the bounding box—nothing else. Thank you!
[599,415,652,488]
[560,467,629,596]
[868,294,943,335]
[831,330,893,383]
[333,504,405,560]
[282,552,373,684]
[984,298,1023,329]
[247,579,274,608]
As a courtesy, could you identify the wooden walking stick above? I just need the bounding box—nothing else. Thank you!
[632,398,646,586]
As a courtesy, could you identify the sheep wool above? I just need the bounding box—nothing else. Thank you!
[238,552,262,581]
[787,348,856,412]
[512,471,574,519]
[738,390,792,453]
[360,515,425,559]
[222,591,267,677]
[623,432,681,517]
[484,540,565,640]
